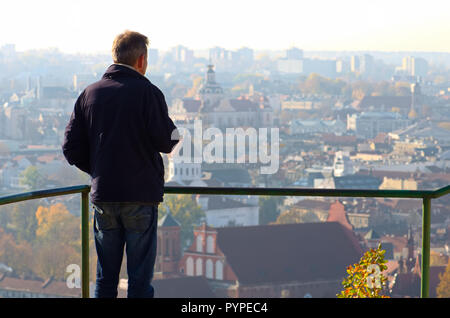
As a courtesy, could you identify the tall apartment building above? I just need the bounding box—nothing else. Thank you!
[401,56,428,77]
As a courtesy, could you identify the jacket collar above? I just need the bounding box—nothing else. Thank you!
[102,63,149,82]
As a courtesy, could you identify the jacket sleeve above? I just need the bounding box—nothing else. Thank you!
[62,92,91,175]
[147,86,180,153]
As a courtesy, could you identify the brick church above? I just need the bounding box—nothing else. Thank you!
[154,209,364,298]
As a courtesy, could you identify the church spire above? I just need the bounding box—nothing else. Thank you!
[206,64,216,84]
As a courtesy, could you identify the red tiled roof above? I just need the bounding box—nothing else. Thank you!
[216,222,363,285]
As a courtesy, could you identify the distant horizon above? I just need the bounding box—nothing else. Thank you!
[3,43,450,56]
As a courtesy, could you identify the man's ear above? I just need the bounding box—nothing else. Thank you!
[137,54,145,68]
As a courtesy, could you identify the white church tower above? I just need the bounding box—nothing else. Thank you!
[333,151,355,177]
[198,64,224,108]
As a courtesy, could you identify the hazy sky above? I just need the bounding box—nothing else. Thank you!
[1,0,449,54]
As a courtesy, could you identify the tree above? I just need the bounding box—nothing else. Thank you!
[20,166,47,190]
[35,203,80,246]
[0,205,13,233]
[337,244,390,298]
[259,196,282,225]
[275,208,320,224]
[436,261,450,298]
[33,203,80,280]
[10,201,38,243]
[0,227,33,276]
[159,194,205,249]
[299,73,348,96]
[351,81,373,100]
[32,241,79,280]
[185,75,203,98]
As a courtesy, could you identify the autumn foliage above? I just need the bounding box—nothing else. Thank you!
[337,244,390,298]
[0,202,81,281]
[436,261,450,298]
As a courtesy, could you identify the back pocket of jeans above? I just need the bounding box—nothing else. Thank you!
[122,206,154,233]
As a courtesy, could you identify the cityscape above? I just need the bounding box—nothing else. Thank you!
[0,40,449,298]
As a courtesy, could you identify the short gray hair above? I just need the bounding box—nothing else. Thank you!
[112,30,149,66]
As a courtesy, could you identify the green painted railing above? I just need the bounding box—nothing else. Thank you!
[1,184,449,298]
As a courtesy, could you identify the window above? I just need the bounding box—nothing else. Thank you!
[196,235,203,252]
[186,257,194,276]
[206,259,213,279]
[196,258,203,276]
[165,238,169,256]
[215,260,223,280]
[206,235,214,253]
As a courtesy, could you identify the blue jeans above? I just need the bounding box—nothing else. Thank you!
[93,203,158,298]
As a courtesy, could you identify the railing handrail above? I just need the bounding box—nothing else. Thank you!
[0,185,90,206]
[0,183,449,299]
[2,184,449,206]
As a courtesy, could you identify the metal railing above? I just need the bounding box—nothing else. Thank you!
[1,184,449,298]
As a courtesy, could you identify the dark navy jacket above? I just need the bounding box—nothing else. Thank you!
[62,64,179,204]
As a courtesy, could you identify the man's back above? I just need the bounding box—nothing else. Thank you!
[62,30,178,298]
[63,64,178,204]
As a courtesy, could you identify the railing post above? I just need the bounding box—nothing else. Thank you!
[81,191,90,298]
[421,197,431,298]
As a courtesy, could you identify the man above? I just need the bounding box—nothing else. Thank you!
[62,30,179,298]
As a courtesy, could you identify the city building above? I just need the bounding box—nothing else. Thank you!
[401,56,428,78]
[290,117,346,135]
[354,112,410,139]
[333,151,355,177]
[179,222,363,298]
[198,64,224,108]
[0,275,80,298]
[155,209,183,279]
[286,47,303,60]
[350,55,359,73]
